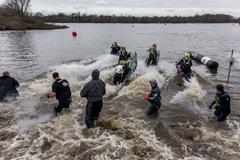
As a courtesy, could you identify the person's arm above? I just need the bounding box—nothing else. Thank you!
[209,94,217,110]
[177,59,183,65]
[102,81,106,96]
[48,83,57,98]
[80,83,88,98]
[209,100,216,110]
[13,78,20,88]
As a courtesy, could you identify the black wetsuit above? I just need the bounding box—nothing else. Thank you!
[210,91,231,122]
[146,85,161,116]
[111,45,120,55]
[177,58,192,81]
[80,70,106,128]
[0,75,19,101]
[52,79,72,113]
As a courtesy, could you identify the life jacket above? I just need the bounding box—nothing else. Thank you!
[148,48,156,58]
[213,92,229,109]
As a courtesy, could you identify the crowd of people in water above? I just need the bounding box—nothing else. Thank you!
[0,42,231,128]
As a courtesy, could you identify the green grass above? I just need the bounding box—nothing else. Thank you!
[0,7,68,30]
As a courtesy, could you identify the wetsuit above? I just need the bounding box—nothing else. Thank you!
[0,75,19,101]
[80,70,106,128]
[146,85,162,115]
[177,58,192,81]
[209,91,231,121]
[52,79,72,113]
[111,45,120,55]
[147,48,158,65]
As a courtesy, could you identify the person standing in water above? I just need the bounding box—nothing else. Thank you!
[144,79,162,116]
[209,84,231,122]
[80,69,106,128]
[146,43,158,65]
[47,72,72,115]
[0,71,19,102]
[177,53,193,81]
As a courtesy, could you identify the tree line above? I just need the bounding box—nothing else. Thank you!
[37,13,240,23]
[1,0,240,24]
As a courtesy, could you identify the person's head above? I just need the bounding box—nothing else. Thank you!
[92,69,100,80]
[184,53,191,59]
[152,43,157,49]
[149,79,158,88]
[3,71,10,76]
[52,72,60,80]
[216,84,224,93]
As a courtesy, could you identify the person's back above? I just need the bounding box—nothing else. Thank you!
[52,79,71,101]
[147,43,158,65]
[215,91,231,114]
[80,69,106,128]
[81,70,106,102]
[209,84,231,122]
[0,72,19,101]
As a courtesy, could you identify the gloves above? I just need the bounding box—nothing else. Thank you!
[144,95,150,100]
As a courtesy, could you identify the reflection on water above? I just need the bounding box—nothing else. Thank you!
[0,31,39,81]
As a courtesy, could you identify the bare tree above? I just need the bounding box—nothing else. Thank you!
[5,0,31,16]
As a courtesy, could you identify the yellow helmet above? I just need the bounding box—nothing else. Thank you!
[184,53,190,59]
[119,60,125,65]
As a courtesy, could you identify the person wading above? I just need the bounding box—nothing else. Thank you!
[80,69,106,128]
[47,72,72,116]
[144,79,162,116]
[209,84,231,122]
[0,71,19,102]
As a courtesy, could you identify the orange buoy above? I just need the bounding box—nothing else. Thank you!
[72,31,77,37]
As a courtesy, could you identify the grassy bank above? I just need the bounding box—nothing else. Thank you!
[0,7,68,30]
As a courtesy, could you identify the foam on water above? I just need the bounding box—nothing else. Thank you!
[118,60,165,99]
[50,54,118,84]
[170,77,207,113]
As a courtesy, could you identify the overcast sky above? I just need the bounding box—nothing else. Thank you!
[1,0,240,16]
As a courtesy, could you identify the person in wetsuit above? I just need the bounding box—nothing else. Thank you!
[144,79,162,116]
[146,43,158,65]
[111,42,121,55]
[177,53,193,81]
[209,84,231,122]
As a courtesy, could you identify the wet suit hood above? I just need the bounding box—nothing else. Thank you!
[92,69,100,80]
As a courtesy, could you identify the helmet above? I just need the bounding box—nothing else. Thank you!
[149,79,157,85]
[119,60,125,65]
[152,43,157,48]
[184,53,190,59]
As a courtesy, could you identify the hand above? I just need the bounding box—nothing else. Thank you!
[144,95,150,100]
[47,93,50,98]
